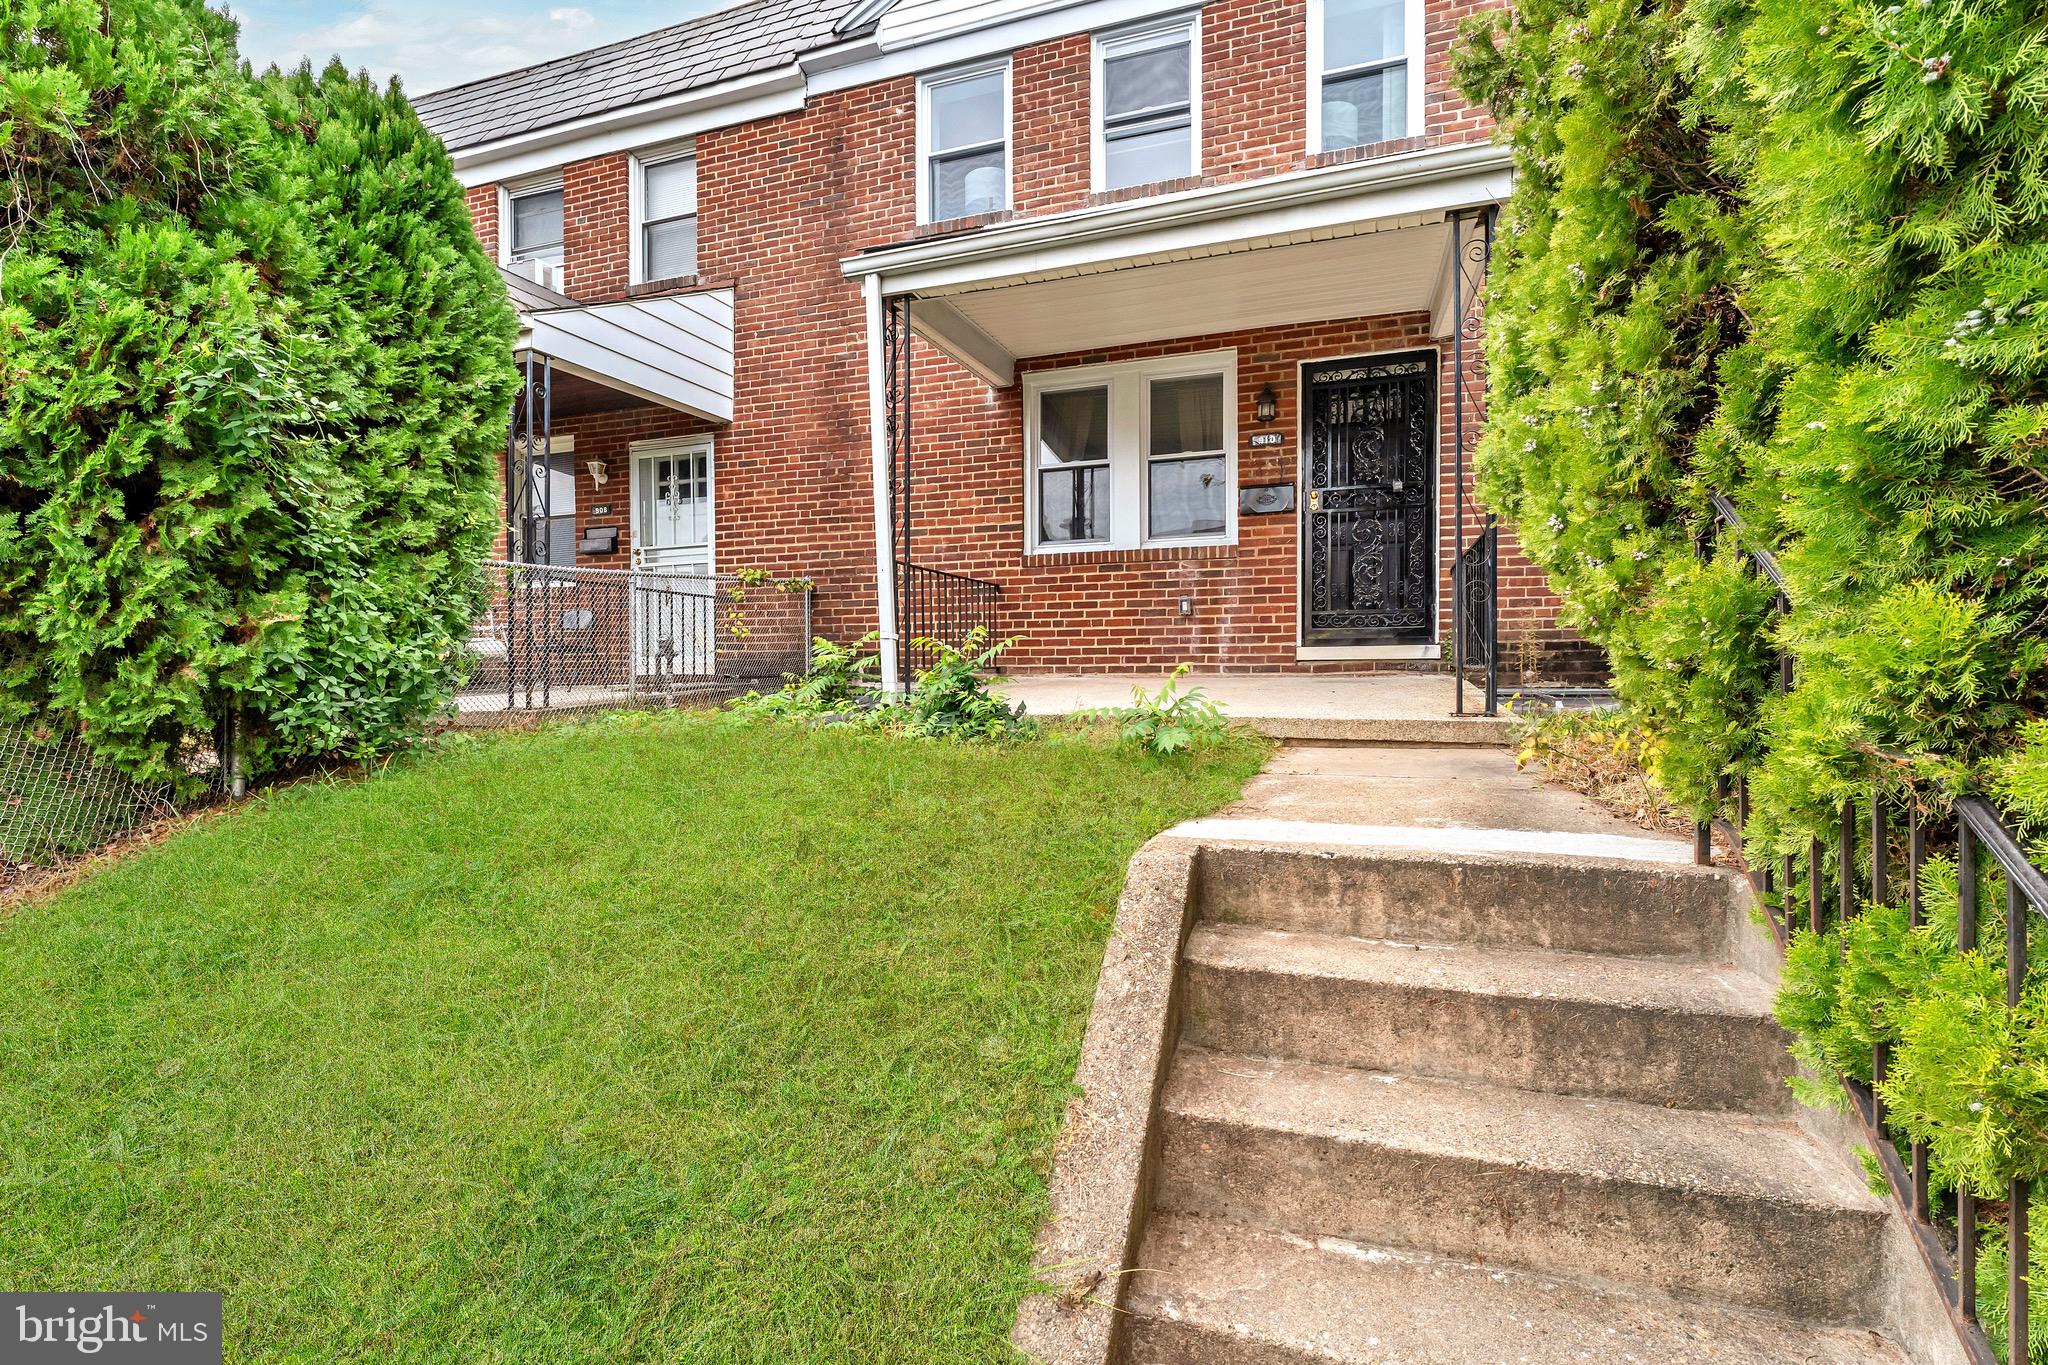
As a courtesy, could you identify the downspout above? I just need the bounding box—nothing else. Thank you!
[864,273,903,692]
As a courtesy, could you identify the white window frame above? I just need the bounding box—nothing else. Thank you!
[1304,0,1426,155]
[1090,14,1202,195]
[916,57,1013,225]
[629,143,699,286]
[1023,350,1237,554]
[498,173,566,267]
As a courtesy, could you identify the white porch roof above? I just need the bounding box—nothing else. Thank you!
[842,142,1511,386]
[510,279,735,423]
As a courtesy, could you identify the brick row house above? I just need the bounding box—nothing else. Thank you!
[415,0,1589,692]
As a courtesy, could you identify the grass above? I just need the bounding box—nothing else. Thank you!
[0,712,1265,1362]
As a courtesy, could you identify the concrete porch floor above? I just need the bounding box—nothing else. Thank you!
[995,672,1517,745]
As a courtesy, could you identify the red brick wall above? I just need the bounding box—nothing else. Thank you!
[466,183,499,260]
[564,154,632,299]
[458,0,1585,678]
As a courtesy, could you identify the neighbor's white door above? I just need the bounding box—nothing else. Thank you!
[629,437,715,678]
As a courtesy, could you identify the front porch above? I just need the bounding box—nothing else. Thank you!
[996,672,1521,744]
[844,143,1543,706]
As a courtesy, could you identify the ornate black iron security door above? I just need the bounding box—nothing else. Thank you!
[1301,351,1437,644]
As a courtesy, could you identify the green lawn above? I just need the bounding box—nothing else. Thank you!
[0,713,1263,1362]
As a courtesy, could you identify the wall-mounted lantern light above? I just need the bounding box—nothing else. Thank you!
[1254,384,1279,424]
[585,459,610,486]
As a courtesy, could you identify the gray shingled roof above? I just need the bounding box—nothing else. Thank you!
[414,0,868,152]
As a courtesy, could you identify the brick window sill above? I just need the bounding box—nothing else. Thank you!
[1308,135,1434,170]
[625,274,736,299]
[912,208,1021,240]
[1023,542,1241,566]
[1084,175,1213,209]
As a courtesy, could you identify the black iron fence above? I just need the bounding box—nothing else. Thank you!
[1452,521,1499,716]
[896,561,1002,678]
[457,560,812,723]
[1696,491,2036,1363]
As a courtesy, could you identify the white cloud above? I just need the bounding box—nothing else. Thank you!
[235,2,633,94]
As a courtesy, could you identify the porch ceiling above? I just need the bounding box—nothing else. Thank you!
[922,219,1451,364]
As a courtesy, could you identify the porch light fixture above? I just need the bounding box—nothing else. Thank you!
[1254,384,1278,424]
[585,459,610,486]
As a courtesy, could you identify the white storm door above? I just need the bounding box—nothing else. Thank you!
[630,438,715,677]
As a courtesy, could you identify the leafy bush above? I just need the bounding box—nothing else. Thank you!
[729,629,1031,742]
[898,629,1033,741]
[730,635,881,718]
[1084,664,1229,756]
[1457,0,2048,841]
[1463,7,2048,1339]
[0,3,517,790]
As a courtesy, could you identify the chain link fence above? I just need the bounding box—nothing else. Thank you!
[0,724,181,870]
[454,560,813,725]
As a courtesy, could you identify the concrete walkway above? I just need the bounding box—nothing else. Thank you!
[1176,741,1693,864]
[997,673,1515,745]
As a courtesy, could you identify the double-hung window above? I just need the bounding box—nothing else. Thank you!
[920,62,1009,223]
[1026,353,1235,552]
[1310,0,1419,152]
[635,151,698,283]
[506,182,564,264]
[1095,17,1198,192]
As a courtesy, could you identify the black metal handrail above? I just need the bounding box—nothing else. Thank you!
[1452,521,1499,716]
[1696,490,2041,1363]
[896,561,1002,678]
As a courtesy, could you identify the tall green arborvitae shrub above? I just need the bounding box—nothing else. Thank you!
[1694,0,2048,845]
[1463,3,2048,1349]
[240,63,518,771]
[0,2,516,788]
[1455,0,1774,811]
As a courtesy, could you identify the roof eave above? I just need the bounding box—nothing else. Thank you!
[441,65,808,183]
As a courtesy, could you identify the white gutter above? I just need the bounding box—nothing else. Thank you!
[841,141,1513,284]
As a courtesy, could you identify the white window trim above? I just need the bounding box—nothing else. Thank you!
[1304,0,1426,156]
[1089,13,1203,196]
[1023,349,1237,554]
[498,172,566,267]
[916,57,1014,226]
[628,142,699,286]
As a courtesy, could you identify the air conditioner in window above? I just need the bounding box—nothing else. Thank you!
[509,256,566,294]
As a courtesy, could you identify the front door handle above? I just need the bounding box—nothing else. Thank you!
[1391,479,1405,493]
[1308,490,1321,512]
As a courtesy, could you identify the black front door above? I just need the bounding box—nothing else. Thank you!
[1301,351,1437,645]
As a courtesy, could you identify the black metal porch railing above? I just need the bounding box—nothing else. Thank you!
[896,561,1002,679]
[1695,492,2038,1364]
[1452,521,1500,716]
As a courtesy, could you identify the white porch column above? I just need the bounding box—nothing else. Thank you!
[862,272,903,692]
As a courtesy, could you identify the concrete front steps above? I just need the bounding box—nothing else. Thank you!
[1121,843,1912,1364]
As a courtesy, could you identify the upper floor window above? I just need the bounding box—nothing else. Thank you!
[919,61,1009,223]
[635,151,698,283]
[507,183,564,264]
[1309,0,1419,152]
[1094,17,1199,192]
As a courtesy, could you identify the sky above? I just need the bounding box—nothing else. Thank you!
[227,0,730,95]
